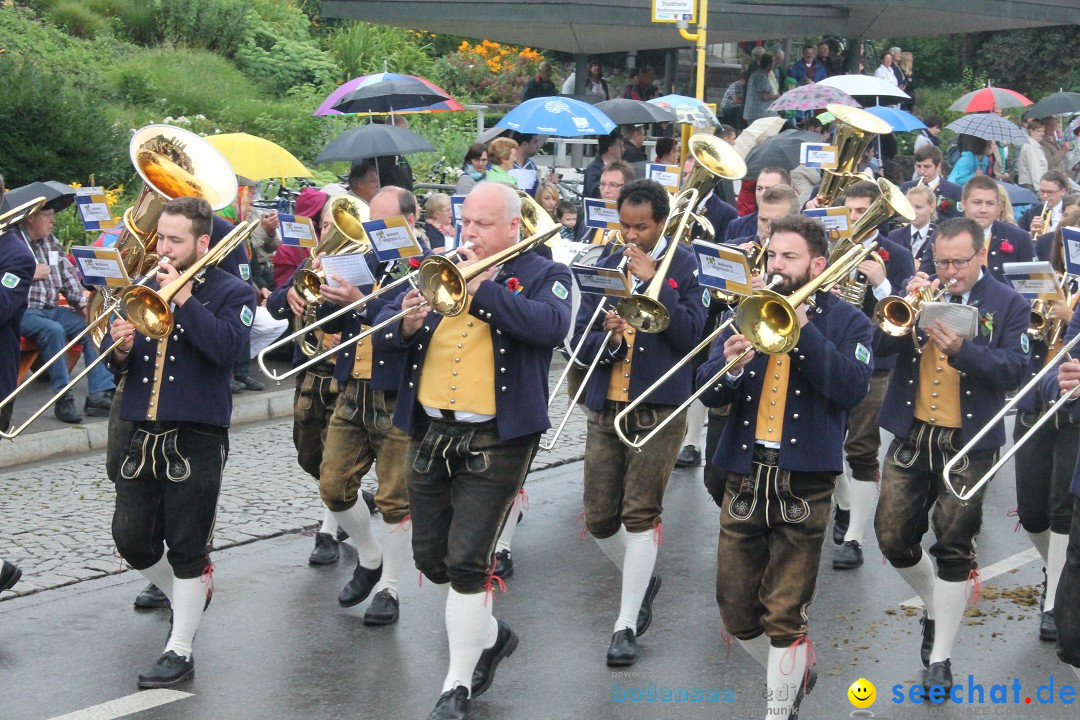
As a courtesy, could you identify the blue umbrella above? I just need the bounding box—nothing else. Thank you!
[863,106,927,132]
[496,97,615,137]
[997,181,1039,206]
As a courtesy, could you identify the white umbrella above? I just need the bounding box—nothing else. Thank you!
[733,117,786,159]
[818,75,911,102]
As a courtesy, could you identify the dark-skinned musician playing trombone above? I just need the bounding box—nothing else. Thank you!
[571,179,706,669]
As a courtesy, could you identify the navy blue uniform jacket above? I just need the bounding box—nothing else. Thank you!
[917,221,1034,284]
[724,212,756,243]
[900,179,962,219]
[103,267,256,427]
[1042,304,1080,496]
[572,242,707,411]
[374,252,571,441]
[697,291,874,474]
[875,271,1029,452]
[887,224,935,271]
[860,235,915,371]
[0,229,35,399]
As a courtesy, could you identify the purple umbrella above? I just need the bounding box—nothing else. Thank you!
[770,84,860,112]
[314,73,462,116]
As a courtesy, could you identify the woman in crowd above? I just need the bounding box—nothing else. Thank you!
[421,192,455,249]
[455,142,489,195]
[483,137,519,187]
[948,136,993,187]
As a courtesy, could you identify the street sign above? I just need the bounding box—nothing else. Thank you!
[651,0,696,23]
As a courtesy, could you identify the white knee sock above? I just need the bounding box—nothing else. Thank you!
[495,495,520,554]
[435,580,450,601]
[1028,529,1050,564]
[896,552,937,619]
[833,468,851,511]
[614,530,658,633]
[1045,532,1068,613]
[164,577,207,660]
[332,505,381,568]
[738,634,771,668]
[681,399,707,449]
[1072,665,1080,683]
[767,643,808,720]
[595,528,628,571]
[372,521,412,598]
[137,555,174,603]
[929,578,969,663]
[442,589,492,695]
[844,480,878,545]
[319,506,338,536]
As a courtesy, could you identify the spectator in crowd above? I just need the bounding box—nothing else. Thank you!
[584,129,624,199]
[897,52,916,111]
[1018,119,1050,190]
[1068,124,1080,180]
[561,61,610,99]
[484,137,519,187]
[948,137,993,188]
[347,159,380,203]
[873,50,899,87]
[1041,116,1072,177]
[654,137,679,166]
[719,77,745,128]
[421,193,455,249]
[817,40,842,76]
[789,45,826,86]
[368,116,415,191]
[771,48,787,88]
[621,66,659,102]
[742,53,780,125]
[889,47,906,89]
[913,114,942,153]
[621,125,648,164]
[456,142,488,195]
[510,132,553,195]
[535,182,561,220]
[521,61,557,102]
[16,205,116,423]
[556,200,579,240]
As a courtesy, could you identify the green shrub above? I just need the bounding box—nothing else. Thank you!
[46,1,109,38]
[233,0,341,93]
[154,0,247,56]
[326,22,435,81]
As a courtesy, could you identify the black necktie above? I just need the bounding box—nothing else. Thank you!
[950,294,962,304]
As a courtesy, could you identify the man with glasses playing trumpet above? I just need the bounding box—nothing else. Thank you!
[699,214,873,720]
[373,182,570,720]
[874,217,1029,694]
[103,196,256,689]
[572,179,707,669]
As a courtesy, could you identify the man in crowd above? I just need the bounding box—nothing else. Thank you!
[584,130,625,200]
[521,61,557,102]
[725,168,792,242]
[900,146,963,220]
[789,45,826,85]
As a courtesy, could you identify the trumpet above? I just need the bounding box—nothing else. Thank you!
[613,241,877,449]
[943,330,1080,502]
[1033,201,1053,236]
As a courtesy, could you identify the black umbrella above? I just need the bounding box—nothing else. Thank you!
[744,130,824,176]
[316,125,435,164]
[1,180,77,213]
[1025,92,1080,120]
[331,77,451,115]
[595,98,677,125]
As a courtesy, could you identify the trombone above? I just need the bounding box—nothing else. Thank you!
[0,197,48,233]
[613,241,877,450]
[942,331,1080,502]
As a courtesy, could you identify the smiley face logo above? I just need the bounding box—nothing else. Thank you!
[848,678,876,708]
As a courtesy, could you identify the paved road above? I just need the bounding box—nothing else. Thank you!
[1,416,1078,720]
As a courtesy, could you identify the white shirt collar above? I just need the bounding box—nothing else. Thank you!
[926,175,940,190]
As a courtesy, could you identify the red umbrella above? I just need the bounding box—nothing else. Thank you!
[948,87,1033,113]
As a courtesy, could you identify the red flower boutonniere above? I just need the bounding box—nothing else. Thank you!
[1000,241,1015,254]
[505,277,523,294]
[409,257,421,269]
[667,278,678,289]
[938,197,954,214]
[877,249,890,262]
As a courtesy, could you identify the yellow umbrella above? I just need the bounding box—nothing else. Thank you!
[206,133,311,180]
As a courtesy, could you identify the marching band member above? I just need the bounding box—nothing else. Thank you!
[572,179,707,667]
[315,186,416,625]
[1020,170,1071,235]
[918,175,1033,283]
[103,197,256,687]
[833,181,915,570]
[723,167,791,242]
[899,145,962,219]
[874,217,1029,693]
[373,182,570,720]
[888,184,937,270]
[699,214,873,720]
[0,173,35,594]
[581,160,634,244]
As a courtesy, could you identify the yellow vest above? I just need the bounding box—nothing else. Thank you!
[606,328,637,402]
[350,326,374,380]
[418,297,496,414]
[914,342,962,428]
[755,355,790,442]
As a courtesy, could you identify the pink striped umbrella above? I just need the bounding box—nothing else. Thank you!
[770,84,860,112]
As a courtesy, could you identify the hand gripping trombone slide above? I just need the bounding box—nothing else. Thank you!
[941,331,1080,502]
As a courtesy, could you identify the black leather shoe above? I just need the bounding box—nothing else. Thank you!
[788,666,817,719]
[427,686,471,720]
[832,506,849,545]
[236,375,265,391]
[493,549,513,579]
[1040,611,1058,642]
[0,560,22,593]
[362,489,378,515]
[230,379,245,394]
[674,445,701,468]
[922,659,953,694]
[606,628,637,667]
[338,561,382,607]
[308,532,340,565]
[134,583,170,610]
[363,589,400,626]
[84,389,114,417]
[471,619,519,697]
[137,651,194,688]
[636,574,661,637]
[833,540,863,570]
[919,612,935,668]
[55,394,82,424]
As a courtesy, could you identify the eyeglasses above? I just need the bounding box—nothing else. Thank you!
[1038,187,1064,196]
[932,253,978,269]
[599,181,625,190]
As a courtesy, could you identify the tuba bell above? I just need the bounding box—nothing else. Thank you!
[816,104,893,207]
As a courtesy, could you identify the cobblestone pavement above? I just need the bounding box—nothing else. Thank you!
[0,385,589,597]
